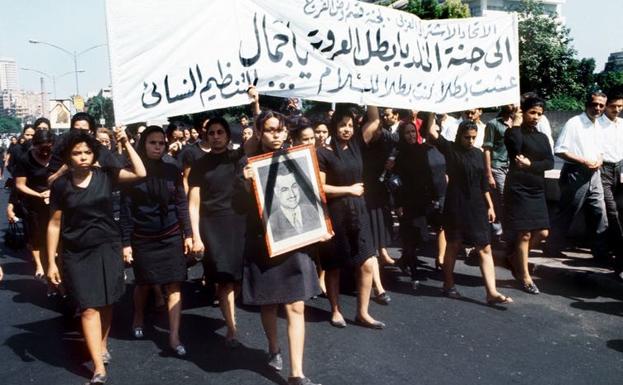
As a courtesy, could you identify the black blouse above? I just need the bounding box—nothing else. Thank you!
[50,167,121,250]
[120,160,191,246]
[504,126,554,187]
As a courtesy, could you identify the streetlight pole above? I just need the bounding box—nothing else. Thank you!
[21,67,85,99]
[28,39,106,96]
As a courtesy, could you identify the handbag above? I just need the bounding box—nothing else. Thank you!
[4,220,26,250]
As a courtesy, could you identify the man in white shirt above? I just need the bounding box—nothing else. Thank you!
[382,108,400,133]
[598,93,623,273]
[547,92,609,262]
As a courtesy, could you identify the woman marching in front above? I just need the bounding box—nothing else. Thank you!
[120,125,192,356]
[241,111,322,385]
[425,114,513,305]
[188,117,247,348]
[504,96,554,294]
[316,104,385,328]
[47,130,146,385]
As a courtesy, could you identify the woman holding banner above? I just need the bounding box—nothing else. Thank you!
[425,113,513,305]
[316,104,385,329]
[46,130,146,385]
[241,110,322,385]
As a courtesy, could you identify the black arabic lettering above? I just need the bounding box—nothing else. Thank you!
[239,13,261,67]
[141,81,162,109]
[164,67,197,104]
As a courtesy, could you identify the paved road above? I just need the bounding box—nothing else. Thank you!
[1,188,622,385]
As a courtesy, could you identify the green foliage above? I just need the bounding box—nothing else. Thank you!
[546,94,583,112]
[86,93,115,127]
[403,0,469,19]
[516,0,578,102]
[0,115,22,133]
[596,70,623,96]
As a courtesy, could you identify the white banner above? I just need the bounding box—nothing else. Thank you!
[106,0,520,124]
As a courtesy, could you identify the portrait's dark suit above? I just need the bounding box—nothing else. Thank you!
[269,202,321,242]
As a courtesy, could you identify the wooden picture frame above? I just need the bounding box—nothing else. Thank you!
[247,144,333,257]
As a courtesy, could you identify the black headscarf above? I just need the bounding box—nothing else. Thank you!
[137,126,171,218]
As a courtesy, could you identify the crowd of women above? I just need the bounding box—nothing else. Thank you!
[0,87,580,385]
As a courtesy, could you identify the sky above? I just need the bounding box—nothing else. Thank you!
[0,0,621,100]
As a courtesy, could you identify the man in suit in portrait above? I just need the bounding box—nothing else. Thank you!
[269,169,321,242]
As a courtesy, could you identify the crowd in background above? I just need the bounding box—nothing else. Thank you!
[0,87,622,385]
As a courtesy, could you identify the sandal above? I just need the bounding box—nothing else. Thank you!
[131,326,144,339]
[442,286,462,299]
[486,295,513,306]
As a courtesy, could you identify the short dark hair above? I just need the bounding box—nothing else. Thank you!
[71,112,96,132]
[33,117,51,130]
[32,129,55,146]
[205,116,231,140]
[586,91,607,106]
[255,110,285,133]
[63,132,100,166]
[455,120,478,143]
[606,93,623,103]
[22,124,35,134]
[521,95,545,112]
[328,107,357,137]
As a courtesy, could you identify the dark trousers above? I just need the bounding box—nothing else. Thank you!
[548,164,609,259]
[601,162,623,271]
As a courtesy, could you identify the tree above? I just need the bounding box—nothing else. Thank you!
[596,70,623,96]
[516,0,579,104]
[0,115,22,133]
[86,93,115,127]
[402,0,469,19]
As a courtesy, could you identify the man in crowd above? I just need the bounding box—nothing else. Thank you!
[483,104,518,240]
[382,108,400,133]
[441,108,486,148]
[598,93,623,275]
[546,91,609,263]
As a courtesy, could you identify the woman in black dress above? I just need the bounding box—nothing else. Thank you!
[46,130,145,385]
[504,96,553,294]
[426,115,513,305]
[394,120,447,288]
[188,117,246,348]
[120,126,192,356]
[317,105,385,328]
[241,110,322,385]
[14,130,54,280]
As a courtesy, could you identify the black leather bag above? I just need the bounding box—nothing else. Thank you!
[4,221,26,250]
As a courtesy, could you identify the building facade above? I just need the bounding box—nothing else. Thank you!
[604,50,623,72]
[0,58,19,91]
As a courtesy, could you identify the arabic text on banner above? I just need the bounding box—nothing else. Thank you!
[106,0,520,124]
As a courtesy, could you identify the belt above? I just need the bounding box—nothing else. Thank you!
[602,161,620,167]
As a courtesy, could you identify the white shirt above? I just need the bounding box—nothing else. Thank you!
[536,114,554,150]
[281,206,303,230]
[554,113,604,164]
[598,114,623,163]
[441,118,485,148]
[388,121,400,134]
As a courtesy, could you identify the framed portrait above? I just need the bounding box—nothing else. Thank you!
[247,144,333,257]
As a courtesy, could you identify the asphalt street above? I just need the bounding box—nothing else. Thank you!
[1,187,622,385]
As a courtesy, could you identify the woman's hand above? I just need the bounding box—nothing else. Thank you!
[47,263,62,286]
[6,206,17,224]
[192,237,205,256]
[515,154,531,169]
[39,190,50,205]
[396,207,404,217]
[114,126,129,145]
[183,237,193,255]
[512,109,523,126]
[247,85,259,104]
[349,183,364,197]
[243,165,255,180]
[123,246,133,265]
[487,207,496,223]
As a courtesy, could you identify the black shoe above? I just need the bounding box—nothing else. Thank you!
[102,351,111,365]
[522,282,540,295]
[267,350,283,371]
[442,286,461,299]
[372,292,391,305]
[354,316,385,330]
[288,376,322,385]
[329,318,347,328]
[85,373,107,385]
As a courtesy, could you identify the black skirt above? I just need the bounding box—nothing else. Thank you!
[24,200,49,252]
[131,231,187,285]
[200,213,246,283]
[321,196,376,270]
[62,241,125,309]
[242,235,321,306]
[367,205,393,250]
[503,175,549,232]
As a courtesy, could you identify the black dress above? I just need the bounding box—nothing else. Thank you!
[317,130,376,269]
[120,159,190,285]
[434,136,491,246]
[50,167,125,309]
[503,126,554,231]
[241,153,321,306]
[362,130,396,250]
[188,149,247,283]
[13,151,50,251]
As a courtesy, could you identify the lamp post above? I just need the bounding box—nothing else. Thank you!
[20,67,85,99]
[28,39,106,96]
